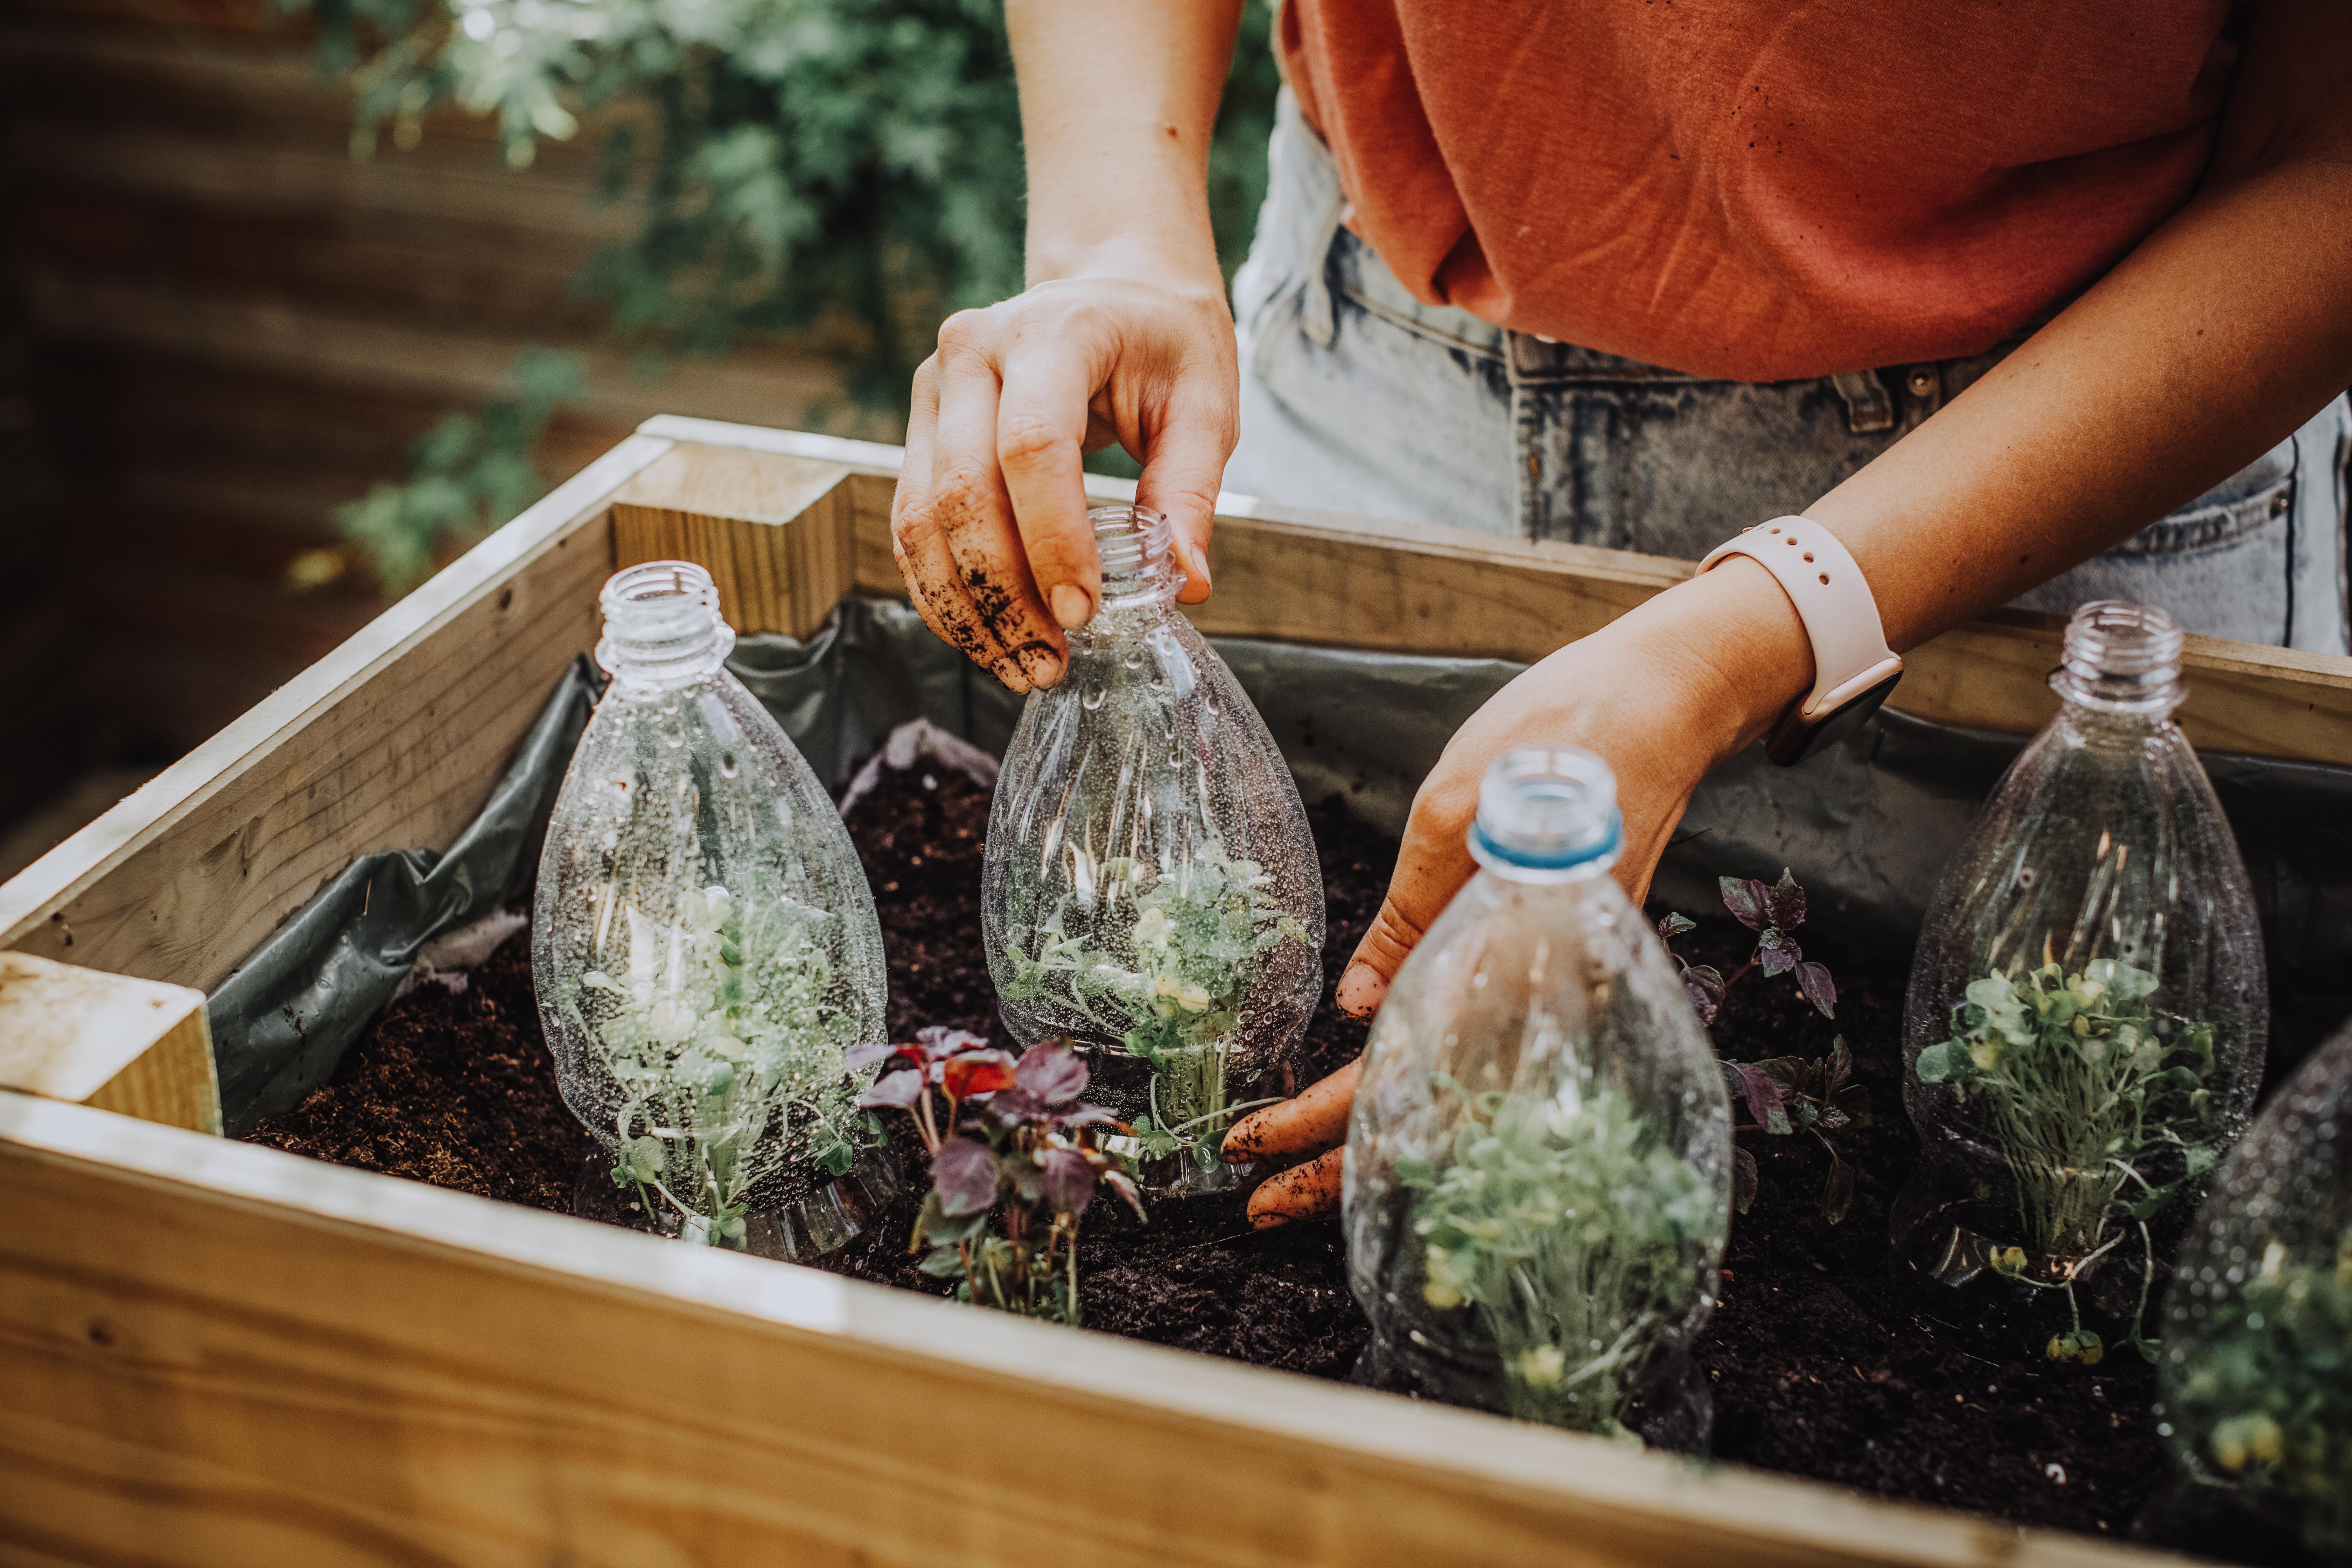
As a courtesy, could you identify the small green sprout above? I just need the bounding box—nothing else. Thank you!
[1002,842,1309,1172]
[1916,958,2221,1359]
[1397,1075,1723,1439]
[565,880,874,1247]
[2168,1225,2352,1556]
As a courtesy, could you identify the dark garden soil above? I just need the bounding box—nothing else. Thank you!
[246,759,2239,1555]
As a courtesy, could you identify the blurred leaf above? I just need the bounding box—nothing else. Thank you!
[1732,1146,1758,1214]
[290,0,1283,593]
[1797,960,1838,1018]
[1821,1150,1856,1225]
[1718,876,1770,931]
[1734,1064,1793,1136]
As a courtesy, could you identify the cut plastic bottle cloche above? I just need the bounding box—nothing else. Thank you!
[2156,1018,2352,1558]
[1897,600,2264,1361]
[980,505,1325,1194]
[1343,746,1732,1448]
[533,560,895,1258]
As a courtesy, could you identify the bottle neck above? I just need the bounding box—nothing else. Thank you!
[597,561,736,691]
[1091,504,1180,614]
[2047,600,2184,721]
[1469,748,1624,885]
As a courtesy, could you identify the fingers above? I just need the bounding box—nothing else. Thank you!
[929,329,1066,689]
[1246,1147,1344,1229]
[1224,1058,1362,1162]
[891,276,1236,670]
[1337,786,1477,1017]
[1134,366,1233,604]
[997,331,1111,630]
[892,356,1018,682]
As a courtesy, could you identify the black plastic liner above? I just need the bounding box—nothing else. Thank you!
[207,598,2352,1132]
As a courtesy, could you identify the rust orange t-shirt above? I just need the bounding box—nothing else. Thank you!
[1278,0,2237,380]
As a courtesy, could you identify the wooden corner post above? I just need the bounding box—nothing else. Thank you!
[611,442,859,639]
[0,952,220,1135]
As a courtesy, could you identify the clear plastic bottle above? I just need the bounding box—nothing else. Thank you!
[2157,1021,2352,1558]
[1343,747,1732,1447]
[1899,602,2264,1333]
[534,561,893,1257]
[981,505,1325,1192]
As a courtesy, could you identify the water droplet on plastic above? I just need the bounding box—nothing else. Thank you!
[1123,652,1144,670]
[665,734,684,748]
[1081,683,1105,710]
[719,753,739,778]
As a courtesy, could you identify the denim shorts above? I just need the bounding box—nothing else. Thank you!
[1227,90,2351,654]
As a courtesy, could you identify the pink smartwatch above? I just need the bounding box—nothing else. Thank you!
[1696,516,1904,766]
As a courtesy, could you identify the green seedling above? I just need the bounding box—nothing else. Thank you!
[1002,842,1309,1171]
[1397,1075,1723,1438]
[2168,1225,2352,1555]
[565,880,874,1247]
[1916,958,2221,1360]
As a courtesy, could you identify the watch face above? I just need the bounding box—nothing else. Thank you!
[1766,669,1905,766]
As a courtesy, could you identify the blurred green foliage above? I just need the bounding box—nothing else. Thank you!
[291,0,1280,593]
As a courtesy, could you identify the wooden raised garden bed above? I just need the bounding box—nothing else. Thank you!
[5,417,2350,1567]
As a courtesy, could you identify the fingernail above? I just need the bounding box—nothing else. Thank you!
[1187,546,1212,591]
[1020,645,1065,688]
[1049,583,1094,629]
[1336,964,1387,1018]
[1250,1208,1290,1231]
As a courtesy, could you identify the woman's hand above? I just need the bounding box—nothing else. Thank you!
[890,262,1237,694]
[892,0,1245,693]
[1224,558,1813,1225]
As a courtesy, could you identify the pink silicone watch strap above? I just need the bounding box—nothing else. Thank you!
[1696,516,1903,728]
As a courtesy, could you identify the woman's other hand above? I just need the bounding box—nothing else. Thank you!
[1225,556,1813,1225]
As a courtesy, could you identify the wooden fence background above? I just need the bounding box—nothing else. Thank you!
[0,0,872,848]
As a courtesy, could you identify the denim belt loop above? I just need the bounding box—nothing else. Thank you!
[1298,191,1346,348]
[1830,370,1896,434]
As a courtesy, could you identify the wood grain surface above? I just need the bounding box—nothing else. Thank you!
[0,435,673,989]
[0,1091,2178,1568]
[0,953,219,1134]
[0,420,2311,1568]
[612,444,858,638]
[640,419,2352,766]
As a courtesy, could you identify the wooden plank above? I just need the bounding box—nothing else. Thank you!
[13,118,636,244]
[0,956,219,1135]
[0,434,676,989]
[28,272,851,432]
[0,1091,2177,1568]
[640,418,2352,767]
[611,443,858,639]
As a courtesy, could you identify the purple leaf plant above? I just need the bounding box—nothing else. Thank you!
[851,1025,1141,1325]
[1656,870,1870,1225]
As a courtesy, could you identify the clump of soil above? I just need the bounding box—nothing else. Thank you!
[247,938,600,1206]
[243,757,2228,1553]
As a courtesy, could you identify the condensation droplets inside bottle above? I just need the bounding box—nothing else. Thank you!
[2157,1021,2352,1556]
[1897,600,2265,1315]
[532,561,895,1260]
[981,506,1325,1194]
[1343,746,1731,1448]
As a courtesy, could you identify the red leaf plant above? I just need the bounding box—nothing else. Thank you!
[1657,871,1871,1224]
[850,1026,1141,1325]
